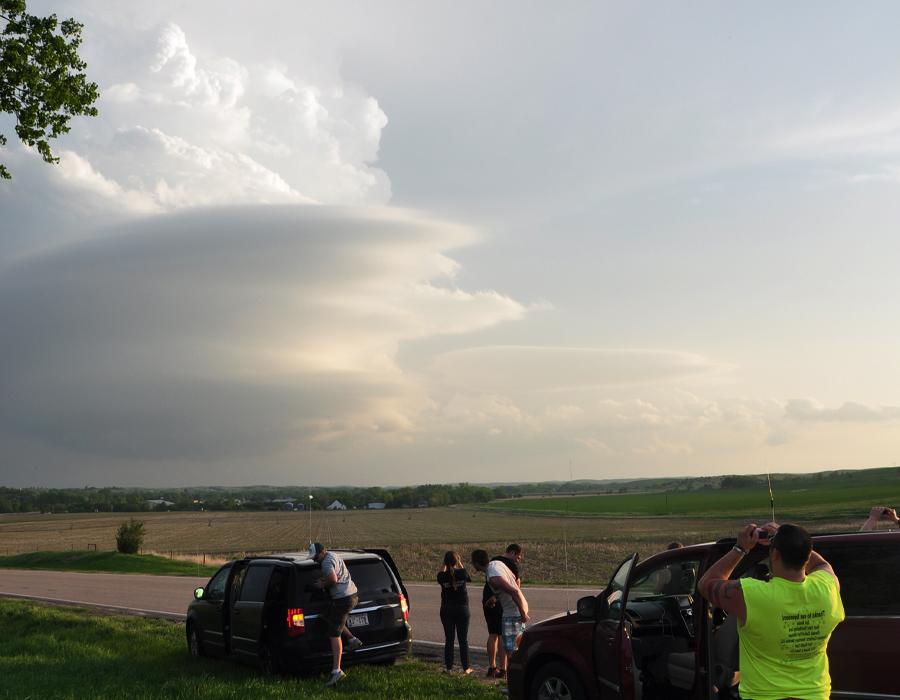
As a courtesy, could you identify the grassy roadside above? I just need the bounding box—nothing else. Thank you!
[0,551,219,577]
[0,599,498,699]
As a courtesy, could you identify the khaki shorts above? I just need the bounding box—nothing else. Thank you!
[322,593,358,638]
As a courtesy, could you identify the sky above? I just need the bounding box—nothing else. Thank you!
[2,1,900,487]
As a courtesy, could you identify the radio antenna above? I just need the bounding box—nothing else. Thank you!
[766,472,775,523]
[563,459,572,614]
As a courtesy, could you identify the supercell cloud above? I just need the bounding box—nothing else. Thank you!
[0,207,526,463]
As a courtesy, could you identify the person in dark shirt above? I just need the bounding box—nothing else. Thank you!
[480,543,523,678]
[437,550,473,674]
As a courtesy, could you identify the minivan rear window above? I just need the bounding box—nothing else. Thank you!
[347,560,396,594]
[815,542,899,616]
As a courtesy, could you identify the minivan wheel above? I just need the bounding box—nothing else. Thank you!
[187,623,204,659]
[530,661,585,700]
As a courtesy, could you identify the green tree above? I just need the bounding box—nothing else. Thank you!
[115,518,145,554]
[0,0,98,179]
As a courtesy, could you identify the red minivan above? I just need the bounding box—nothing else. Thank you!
[508,530,900,700]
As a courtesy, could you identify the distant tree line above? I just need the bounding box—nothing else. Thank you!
[0,483,502,514]
[4,467,887,514]
[0,476,715,514]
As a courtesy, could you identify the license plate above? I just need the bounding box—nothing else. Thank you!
[347,613,368,628]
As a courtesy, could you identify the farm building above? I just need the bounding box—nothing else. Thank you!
[367,502,386,509]
[270,497,304,511]
[144,499,175,509]
[326,500,347,510]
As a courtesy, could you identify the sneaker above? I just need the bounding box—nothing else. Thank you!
[325,670,346,687]
[485,667,497,678]
[441,667,452,674]
[463,668,474,675]
[345,637,364,651]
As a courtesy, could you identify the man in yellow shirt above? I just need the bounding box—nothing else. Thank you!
[698,522,844,700]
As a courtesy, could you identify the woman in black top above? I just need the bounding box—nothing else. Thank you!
[437,550,472,673]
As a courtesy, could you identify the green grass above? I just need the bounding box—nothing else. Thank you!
[0,551,218,577]
[0,599,498,699]
[486,471,900,520]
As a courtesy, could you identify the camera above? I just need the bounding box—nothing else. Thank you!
[755,528,770,540]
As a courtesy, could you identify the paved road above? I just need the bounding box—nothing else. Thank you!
[0,569,599,651]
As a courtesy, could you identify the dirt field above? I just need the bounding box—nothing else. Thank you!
[0,508,864,585]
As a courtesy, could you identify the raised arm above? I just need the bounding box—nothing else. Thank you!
[697,524,760,623]
[860,506,899,531]
[805,550,838,587]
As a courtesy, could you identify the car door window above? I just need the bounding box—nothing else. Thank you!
[631,559,700,598]
[238,565,273,603]
[604,555,637,619]
[206,566,230,602]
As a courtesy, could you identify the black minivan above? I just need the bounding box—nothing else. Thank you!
[186,549,411,673]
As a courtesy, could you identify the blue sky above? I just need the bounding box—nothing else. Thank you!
[1,2,899,486]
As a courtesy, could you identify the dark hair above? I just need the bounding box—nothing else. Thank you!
[666,541,684,550]
[443,550,463,589]
[506,543,522,555]
[471,549,489,568]
[771,523,812,570]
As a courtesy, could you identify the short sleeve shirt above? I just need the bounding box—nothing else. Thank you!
[738,570,844,700]
[321,551,358,599]
[437,568,471,606]
[486,559,519,617]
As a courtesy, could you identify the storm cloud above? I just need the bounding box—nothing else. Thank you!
[0,206,525,461]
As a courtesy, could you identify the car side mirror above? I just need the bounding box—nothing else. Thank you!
[194,587,205,600]
[577,596,597,619]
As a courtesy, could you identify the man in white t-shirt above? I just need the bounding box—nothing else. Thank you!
[472,549,529,678]
[310,543,363,686]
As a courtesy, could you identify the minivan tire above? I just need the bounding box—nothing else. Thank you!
[530,661,586,700]
[187,622,205,659]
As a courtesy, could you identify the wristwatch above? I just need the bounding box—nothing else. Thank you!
[732,544,748,555]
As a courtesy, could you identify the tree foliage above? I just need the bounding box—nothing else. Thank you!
[0,0,99,179]
[115,519,145,554]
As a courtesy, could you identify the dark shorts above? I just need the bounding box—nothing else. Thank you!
[483,601,502,635]
[322,593,358,638]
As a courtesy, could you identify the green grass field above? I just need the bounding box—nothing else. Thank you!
[485,469,900,519]
[0,550,218,577]
[0,599,497,699]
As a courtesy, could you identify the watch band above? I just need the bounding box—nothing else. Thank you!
[732,544,748,555]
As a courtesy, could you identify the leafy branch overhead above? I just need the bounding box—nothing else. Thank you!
[0,0,99,179]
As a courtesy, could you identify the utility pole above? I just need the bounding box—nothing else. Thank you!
[308,493,313,545]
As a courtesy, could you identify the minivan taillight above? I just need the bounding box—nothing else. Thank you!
[399,593,409,622]
[286,607,305,637]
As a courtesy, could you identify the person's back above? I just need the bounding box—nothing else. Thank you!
[438,566,471,606]
[698,522,844,700]
[321,550,357,599]
[740,570,844,699]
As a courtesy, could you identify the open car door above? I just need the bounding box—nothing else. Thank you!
[593,553,639,700]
